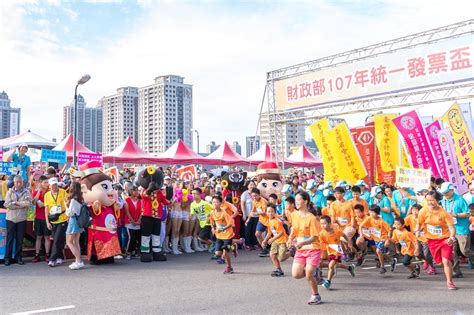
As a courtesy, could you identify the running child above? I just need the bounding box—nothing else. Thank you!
[210,195,235,274]
[319,215,356,289]
[262,203,290,277]
[389,217,421,279]
[353,204,370,266]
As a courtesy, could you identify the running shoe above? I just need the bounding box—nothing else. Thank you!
[259,248,269,257]
[422,261,429,270]
[322,280,331,290]
[44,256,49,263]
[271,269,284,277]
[390,257,398,272]
[356,255,365,266]
[407,272,418,279]
[70,261,84,270]
[223,266,234,274]
[48,260,56,267]
[216,257,225,264]
[376,260,381,269]
[69,262,78,269]
[447,281,457,290]
[55,258,64,265]
[31,255,40,263]
[114,255,124,260]
[415,264,421,277]
[307,294,322,305]
[379,267,387,274]
[348,264,356,277]
[427,266,437,275]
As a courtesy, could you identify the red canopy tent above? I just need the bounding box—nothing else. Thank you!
[247,143,275,166]
[103,136,157,164]
[53,134,95,162]
[204,141,249,166]
[284,145,323,168]
[155,139,207,164]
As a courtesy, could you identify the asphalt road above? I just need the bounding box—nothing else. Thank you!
[1,251,473,315]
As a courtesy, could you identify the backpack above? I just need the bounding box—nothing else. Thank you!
[75,204,92,229]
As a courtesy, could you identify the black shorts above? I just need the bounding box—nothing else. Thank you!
[402,254,413,266]
[216,239,232,252]
[198,226,212,241]
[34,219,51,237]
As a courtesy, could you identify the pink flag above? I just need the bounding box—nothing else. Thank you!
[437,128,469,195]
[392,110,440,177]
[425,121,449,180]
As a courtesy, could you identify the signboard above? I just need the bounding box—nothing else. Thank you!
[78,152,103,165]
[396,166,431,192]
[0,161,12,175]
[176,165,197,182]
[9,112,19,137]
[40,149,67,164]
[274,34,473,111]
[0,211,6,260]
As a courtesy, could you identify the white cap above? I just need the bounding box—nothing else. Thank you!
[438,182,454,194]
[306,179,316,190]
[48,177,59,186]
[370,186,382,198]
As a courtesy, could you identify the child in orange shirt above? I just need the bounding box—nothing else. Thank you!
[353,204,370,266]
[263,204,290,277]
[210,195,235,274]
[322,195,336,217]
[358,205,393,274]
[389,217,421,279]
[319,215,355,289]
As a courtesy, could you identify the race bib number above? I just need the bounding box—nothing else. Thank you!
[197,213,207,221]
[50,205,62,215]
[361,228,371,238]
[328,243,343,254]
[452,216,457,225]
[256,207,263,214]
[337,217,348,225]
[426,224,442,236]
[400,206,407,216]
[369,227,381,239]
[271,227,278,236]
[297,236,312,250]
[399,240,407,248]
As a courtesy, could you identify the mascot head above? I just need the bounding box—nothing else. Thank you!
[78,161,116,207]
[221,171,247,192]
[256,162,283,200]
[136,165,164,196]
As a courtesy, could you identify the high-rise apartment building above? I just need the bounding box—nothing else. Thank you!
[63,94,103,152]
[206,141,219,154]
[138,75,192,154]
[232,141,242,155]
[259,111,305,157]
[245,136,260,157]
[98,87,138,153]
[0,91,21,139]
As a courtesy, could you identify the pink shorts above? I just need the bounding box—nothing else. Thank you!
[294,249,321,267]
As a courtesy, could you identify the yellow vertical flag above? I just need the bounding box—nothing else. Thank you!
[441,102,474,178]
[309,118,335,181]
[402,147,411,167]
[374,114,401,172]
[325,122,367,183]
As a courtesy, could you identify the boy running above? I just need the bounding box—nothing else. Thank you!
[388,217,421,279]
[210,195,235,274]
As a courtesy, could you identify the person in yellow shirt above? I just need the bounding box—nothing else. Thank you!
[245,188,268,257]
[404,203,437,275]
[262,204,290,277]
[44,177,68,267]
[388,217,421,279]
[358,205,393,274]
[319,215,355,290]
[287,191,322,305]
[210,195,235,274]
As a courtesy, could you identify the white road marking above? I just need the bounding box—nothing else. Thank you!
[362,260,421,270]
[11,305,76,315]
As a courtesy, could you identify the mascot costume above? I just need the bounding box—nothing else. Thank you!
[221,171,246,240]
[256,162,283,200]
[136,166,169,262]
[78,161,121,264]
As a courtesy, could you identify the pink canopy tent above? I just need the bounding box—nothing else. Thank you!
[204,141,249,166]
[155,139,207,164]
[103,136,157,164]
[247,143,275,166]
[53,134,95,162]
[284,145,323,168]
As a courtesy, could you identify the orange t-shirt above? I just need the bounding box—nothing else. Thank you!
[252,199,268,226]
[404,214,427,242]
[332,200,354,228]
[354,214,367,231]
[285,209,295,227]
[267,218,289,244]
[290,212,321,250]
[359,216,391,242]
[391,228,417,256]
[319,225,344,256]
[352,198,369,215]
[417,208,454,240]
[221,201,238,217]
[210,210,234,240]
[322,203,332,217]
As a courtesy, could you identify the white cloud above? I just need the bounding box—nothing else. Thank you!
[63,7,78,21]
[0,0,472,153]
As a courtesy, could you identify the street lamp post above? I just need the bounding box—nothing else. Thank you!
[73,74,91,166]
[191,129,200,154]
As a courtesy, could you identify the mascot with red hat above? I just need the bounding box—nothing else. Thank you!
[256,162,283,200]
[78,161,121,264]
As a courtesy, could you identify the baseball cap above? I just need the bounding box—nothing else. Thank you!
[48,177,59,186]
[336,180,347,188]
[19,143,28,149]
[306,179,316,190]
[317,184,324,191]
[200,173,208,179]
[355,180,366,186]
[281,184,291,194]
[164,176,171,180]
[323,181,333,189]
[439,182,454,194]
[370,186,382,198]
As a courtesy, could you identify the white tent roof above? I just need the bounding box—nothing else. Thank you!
[0,130,57,149]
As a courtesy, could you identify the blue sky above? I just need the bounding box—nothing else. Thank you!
[0,0,472,153]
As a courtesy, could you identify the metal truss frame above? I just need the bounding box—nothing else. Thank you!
[266,19,474,162]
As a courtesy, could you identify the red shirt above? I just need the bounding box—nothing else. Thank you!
[141,190,169,218]
[33,189,49,220]
[124,197,142,225]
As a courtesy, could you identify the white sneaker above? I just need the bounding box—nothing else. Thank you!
[114,255,124,260]
[69,262,78,269]
[77,261,85,269]
[55,258,64,265]
[70,262,84,270]
[48,260,55,267]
